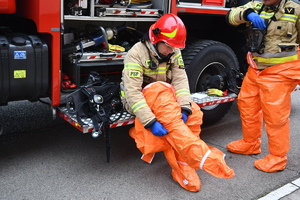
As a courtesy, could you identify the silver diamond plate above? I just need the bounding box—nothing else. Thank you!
[110,111,135,122]
[192,92,237,105]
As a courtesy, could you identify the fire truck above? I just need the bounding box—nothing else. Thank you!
[0,0,249,140]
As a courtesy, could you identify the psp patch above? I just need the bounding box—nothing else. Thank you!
[129,70,141,77]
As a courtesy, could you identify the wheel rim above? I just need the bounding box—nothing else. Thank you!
[195,62,226,111]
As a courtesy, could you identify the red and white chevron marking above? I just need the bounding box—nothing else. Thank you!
[87,54,125,60]
[197,97,237,107]
[110,119,135,128]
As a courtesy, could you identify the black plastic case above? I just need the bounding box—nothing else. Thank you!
[0,33,49,105]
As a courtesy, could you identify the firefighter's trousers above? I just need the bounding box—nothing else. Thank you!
[231,55,300,172]
[129,81,234,192]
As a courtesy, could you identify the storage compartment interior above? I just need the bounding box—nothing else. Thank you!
[61,0,164,91]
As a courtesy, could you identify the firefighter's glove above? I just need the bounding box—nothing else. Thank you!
[150,121,168,137]
[181,111,189,123]
[247,12,266,29]
[207,88,224,97]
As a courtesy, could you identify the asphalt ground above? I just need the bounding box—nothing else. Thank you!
[260,178,300,200]
[0,92,300,200]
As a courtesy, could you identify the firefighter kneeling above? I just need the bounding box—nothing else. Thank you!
[120,13,234,192]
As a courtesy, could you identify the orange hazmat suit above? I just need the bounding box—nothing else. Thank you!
[227,52,300,172]
[129,81,235,192]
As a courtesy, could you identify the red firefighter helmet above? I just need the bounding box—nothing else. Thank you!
[149,13,186,48]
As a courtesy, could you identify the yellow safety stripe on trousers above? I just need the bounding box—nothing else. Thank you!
[253,54,298,64]
[124,63,143,71]
[144,66,167,75]
[132,100,147,113]
[175,88,190,97]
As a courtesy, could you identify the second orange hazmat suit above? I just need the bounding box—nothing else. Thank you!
[129,81,235,192]
[227,53,300,172]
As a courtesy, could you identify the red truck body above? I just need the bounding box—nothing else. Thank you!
[0,0,250,134]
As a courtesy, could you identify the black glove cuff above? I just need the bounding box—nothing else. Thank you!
[181,107,192,116]
[244,8,255,21]
[144,118,157,129]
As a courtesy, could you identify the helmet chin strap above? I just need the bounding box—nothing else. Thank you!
[148,41,161,58]
[148,41,174,63]
[154,43,175,63]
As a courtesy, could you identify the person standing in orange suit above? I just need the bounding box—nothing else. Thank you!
[226,0,300,172]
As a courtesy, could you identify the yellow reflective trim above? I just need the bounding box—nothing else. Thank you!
[280,14,297,22]
[229,9,239,26]
[178,57,184,66]
[173,54,184,66]
[132,100,147,113]
[173,53,181,60]
[144,66,167,75]
[254,3,262,10]
[145,60,151,68]
[144,71,166,75]
[175,88,190,97]
[161,28,177,39]
[253,54,298,64]
[280,17,297,22]
[120,90,125,97]
[260,12,298,22]
[260,12,274,19]
[125,63,143,71]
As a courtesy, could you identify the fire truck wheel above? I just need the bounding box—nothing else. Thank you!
[182,39,239,126]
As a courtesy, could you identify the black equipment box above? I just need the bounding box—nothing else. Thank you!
[62,57,123,91]
[0,33,49,105]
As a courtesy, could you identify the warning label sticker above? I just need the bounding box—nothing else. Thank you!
[14,70,26,79]
[14,51,27,59]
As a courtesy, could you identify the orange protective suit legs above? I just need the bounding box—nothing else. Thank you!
[254,73,295,172]
[227,68,263,155]
[129,82,234,192]
[227,58,300,172]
